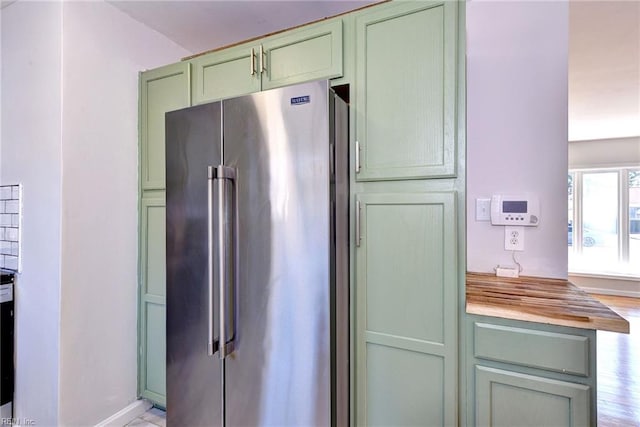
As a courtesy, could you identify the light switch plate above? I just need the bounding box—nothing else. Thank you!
[476,198,491,221]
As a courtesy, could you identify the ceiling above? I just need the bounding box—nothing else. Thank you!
[106,0,376,54]
[569,1,640,141]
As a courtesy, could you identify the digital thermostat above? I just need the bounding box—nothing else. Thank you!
[490,195,540,226]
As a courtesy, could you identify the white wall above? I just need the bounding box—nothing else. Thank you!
[1,2,63,424]
[58,2,189,425]
[2,1,189,425]
[466,1,569,279]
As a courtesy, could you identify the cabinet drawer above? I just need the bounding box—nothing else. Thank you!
[474,322,589,376]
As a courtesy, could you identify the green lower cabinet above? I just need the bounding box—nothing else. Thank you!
[139,196,167,406]
[476,366,590,427]
[466,315,597,427]
[356,192,458,426]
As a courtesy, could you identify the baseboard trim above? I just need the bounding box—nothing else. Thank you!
[96,399,153,427]
[570,274,640,298]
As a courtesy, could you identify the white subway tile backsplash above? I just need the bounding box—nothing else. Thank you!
[0,241,11,254]
[0,215,11,226]
[4,256,18,271]
[0,188,11,200]
[6,228,18,242]
[5,200,19,214]
[0,184,21,272]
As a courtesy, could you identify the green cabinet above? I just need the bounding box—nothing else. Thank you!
[191,20,343,104]
[138,62,191,407]
[476,367,590,427]
[355,192,458,426]
[352,1,463,425]
[355,1,458,181]
[140,63,191,190]
[466,315,596,427]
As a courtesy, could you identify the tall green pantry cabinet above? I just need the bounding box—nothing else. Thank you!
[353,1,462,425]
[138,63,191,406]
[137,1,466,420]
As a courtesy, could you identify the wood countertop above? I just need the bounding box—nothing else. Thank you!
[466,272,630,333]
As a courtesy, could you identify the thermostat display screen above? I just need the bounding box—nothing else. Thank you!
[503,201,527,213]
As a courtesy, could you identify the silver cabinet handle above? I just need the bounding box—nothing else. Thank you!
[213,165,237,359]
[207,166,220,356]
[355,140,361,174]
[356,199,362,247]
[250,48,256,76]
[259,45,266,74]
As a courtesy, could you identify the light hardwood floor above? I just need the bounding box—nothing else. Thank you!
[592,294,640,427]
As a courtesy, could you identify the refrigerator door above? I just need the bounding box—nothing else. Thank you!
[166,102,223,426]
[222,81,332,426]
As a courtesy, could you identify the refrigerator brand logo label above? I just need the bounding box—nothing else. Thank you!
[290,95,310,105]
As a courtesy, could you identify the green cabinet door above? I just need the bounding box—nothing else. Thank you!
[261,20,343,90]
[139,63,190,407]
[355,1,458,181]
[139,196,167,406]
[191,44,261,104]
[140,63,191,190]
[476,366,591,427]
[191,19,343,104]
[355,192,458,426]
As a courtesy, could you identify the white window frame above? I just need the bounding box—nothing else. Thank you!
[569,167,639,278]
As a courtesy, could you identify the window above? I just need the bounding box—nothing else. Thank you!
[568,167,640,277]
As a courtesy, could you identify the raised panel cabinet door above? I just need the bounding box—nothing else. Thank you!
[261,20,343,90]
[355,1,458,181]
[355,192,458,426]
[475,366,591,427]
[191,45,261,104]
[140,62,191,190]
[139,196,167,406]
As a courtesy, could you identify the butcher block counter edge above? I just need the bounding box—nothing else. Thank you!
[466,272,630,333]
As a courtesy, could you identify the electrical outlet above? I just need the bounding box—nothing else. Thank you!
[504,226,524,251]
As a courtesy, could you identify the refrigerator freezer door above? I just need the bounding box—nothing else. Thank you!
[166,102,223,426]
[222,81,332,426]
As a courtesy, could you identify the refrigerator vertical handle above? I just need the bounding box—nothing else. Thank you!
[213,165,237,359]
[207,167,220,356]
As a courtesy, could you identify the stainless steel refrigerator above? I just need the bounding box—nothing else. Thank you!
[165,80,349,427]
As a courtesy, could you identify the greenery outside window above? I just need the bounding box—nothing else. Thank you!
[568,168,640,277]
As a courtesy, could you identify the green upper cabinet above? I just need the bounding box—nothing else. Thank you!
[191,19,343,104]
[355,1,458,181]
[140,62,191,190]
[190,43,261,105]
[355,192,458,426]
[261,20,343,90]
